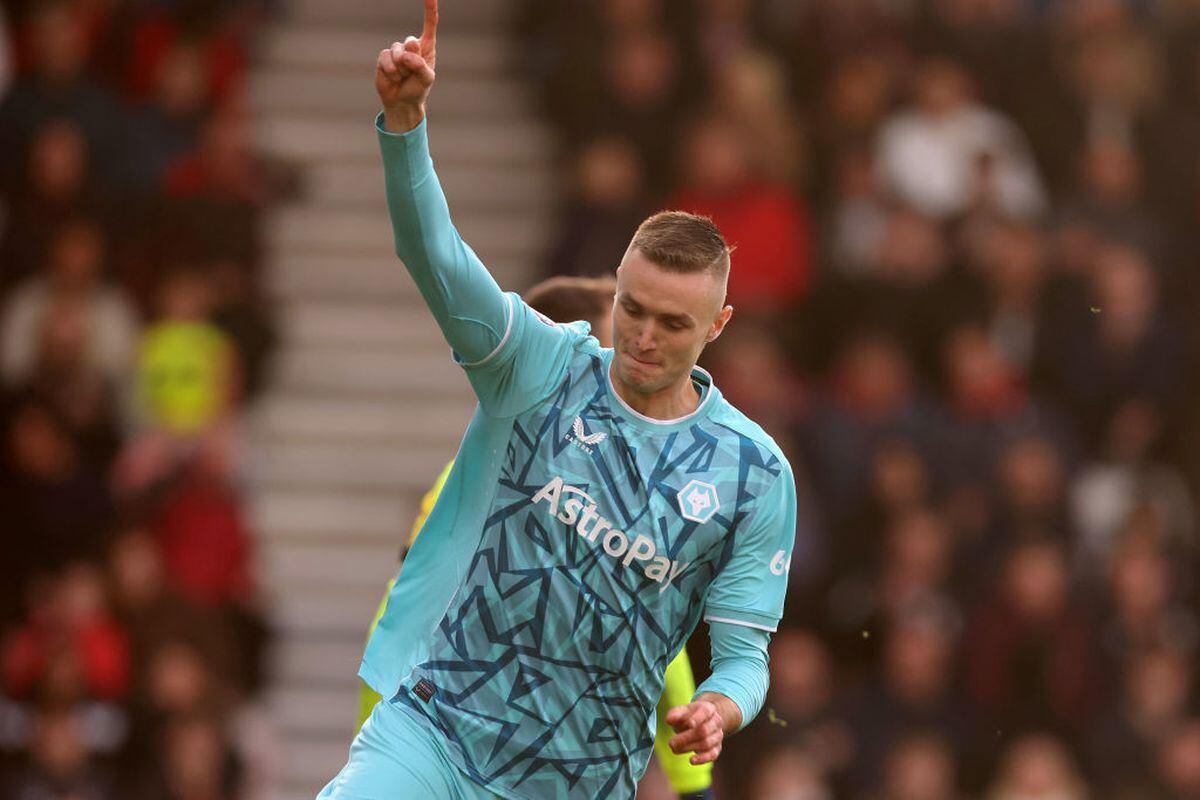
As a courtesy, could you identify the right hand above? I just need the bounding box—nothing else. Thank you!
[376,0,438,131]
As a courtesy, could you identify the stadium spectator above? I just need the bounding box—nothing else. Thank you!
[0,397,115,601]
[134,268,236,437]
[842,609,970,795]
[964,540,1098,735]
[545,137,651,278]
[964,221,1050,373]
[0,119,98,289]
[0,218,138,389]
[0,0,123,184]
[984,734,1088,800]
[156,712,243,800]
[120,1,248,106]
[1035,241,1189,451]
[1156,719,1200,798]
[745,745,834,800]
[822,147,891,280]
[668,114,813,313]
[704,319,807,438]
[710,50,806,186]
[1,564,130,704]
[991,435,1074,551]
[106,529,237,695]
[121,42,214,192]
[879,732,960,800]
[1060,135,1166,263]
[1088,645,1194,792]
[811,55,896,199]
[147,457,254,612]
[876,58,1047,222]
[800,332,927,526]
[831,438,934,579]
[3,704,114,800]
[1070,401,1196,569]
[1099,535,1199,667]
[931,324,1067,532]
[580,27,691,194]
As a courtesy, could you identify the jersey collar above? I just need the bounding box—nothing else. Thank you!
[601,349,720,433]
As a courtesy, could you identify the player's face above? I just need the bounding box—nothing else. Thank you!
[611,248,732,397]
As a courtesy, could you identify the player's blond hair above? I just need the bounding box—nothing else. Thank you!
[628,211,731,281]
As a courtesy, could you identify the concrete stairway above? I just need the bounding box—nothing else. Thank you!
[247,1,554,796]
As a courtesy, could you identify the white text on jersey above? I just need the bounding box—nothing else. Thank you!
[531,476,689,593]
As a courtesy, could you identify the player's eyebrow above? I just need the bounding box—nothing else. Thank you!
[619,292,695,327]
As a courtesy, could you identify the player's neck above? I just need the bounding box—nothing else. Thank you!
[610,364,701,421]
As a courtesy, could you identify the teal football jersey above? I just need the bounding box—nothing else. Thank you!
[363,295,795,799]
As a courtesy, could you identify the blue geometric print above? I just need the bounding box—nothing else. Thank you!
[394,344,789,800]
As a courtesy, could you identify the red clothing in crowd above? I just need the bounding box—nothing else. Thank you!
[124,12,246,105]
[667,183,813,311]
[152,474,253,608]
[2,616,131,700]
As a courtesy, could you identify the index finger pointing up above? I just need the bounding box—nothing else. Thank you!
[422,0,438,49]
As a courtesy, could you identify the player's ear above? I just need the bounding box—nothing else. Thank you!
[706,305,733,343]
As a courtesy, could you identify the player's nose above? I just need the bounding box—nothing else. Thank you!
[634,324,656,352]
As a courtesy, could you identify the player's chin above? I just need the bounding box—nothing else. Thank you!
[614,358,657,388]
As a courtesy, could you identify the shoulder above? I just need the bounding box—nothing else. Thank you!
[524,304,604,362]
[707,397,793,482]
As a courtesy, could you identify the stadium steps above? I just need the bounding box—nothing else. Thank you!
[258,30,510,77]
[266,251,531,300]
[288,160,552,211]
[265,206,550,262]
[257,116,551,166]
[250,1,553,797]
[252,70,528,119]
[256,396,476,445]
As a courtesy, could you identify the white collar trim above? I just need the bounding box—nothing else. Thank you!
[606,361,715,426]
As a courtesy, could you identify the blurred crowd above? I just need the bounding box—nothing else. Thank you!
[524,0,1200,798]
[0,0,281,798]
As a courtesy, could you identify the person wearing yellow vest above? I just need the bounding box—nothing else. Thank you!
[137,269,237,435]
[356,275,714,799]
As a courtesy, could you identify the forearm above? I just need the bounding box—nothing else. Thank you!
[694,621,770,732]
[376,113,510,364]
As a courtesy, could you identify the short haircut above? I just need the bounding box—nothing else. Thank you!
[525,275,616,326]
[628,211,731,281]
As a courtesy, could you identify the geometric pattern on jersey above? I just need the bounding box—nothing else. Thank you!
[395,343,785,800]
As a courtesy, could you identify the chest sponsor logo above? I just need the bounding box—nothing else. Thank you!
[565,416,607,454]
[531,476,689,593]
[677,480,720,524]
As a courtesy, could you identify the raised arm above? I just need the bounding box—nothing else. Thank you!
[374,0,511,367]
